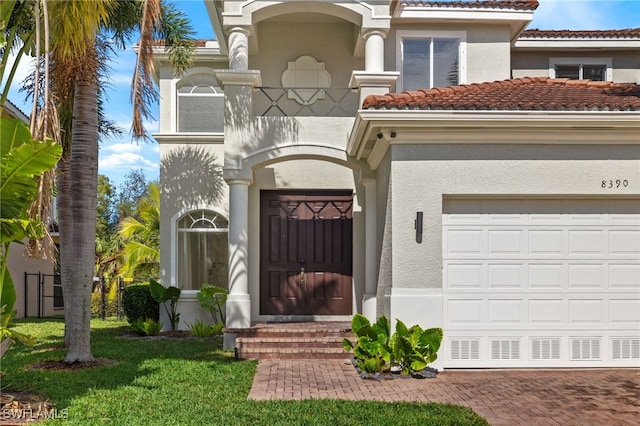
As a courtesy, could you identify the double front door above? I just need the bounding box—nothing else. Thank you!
[260,191,353,315]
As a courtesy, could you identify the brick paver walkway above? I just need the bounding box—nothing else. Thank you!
[249,359,640,425]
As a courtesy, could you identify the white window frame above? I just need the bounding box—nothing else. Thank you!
[396,30,467,92]
[549,57,612,81]
[171,68,224,133]
[170,206,229,294]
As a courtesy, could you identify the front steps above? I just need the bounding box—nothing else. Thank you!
[228,322,354,360]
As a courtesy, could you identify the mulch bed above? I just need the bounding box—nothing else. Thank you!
[351,358,439,380]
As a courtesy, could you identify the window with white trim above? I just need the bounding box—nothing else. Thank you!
[397,31,466,92]
[177,73,224,132]
[549,57,612,81]
[177,210,228,291]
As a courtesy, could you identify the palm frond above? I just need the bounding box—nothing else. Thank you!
[130,0,161,141]
[48,0,115,60]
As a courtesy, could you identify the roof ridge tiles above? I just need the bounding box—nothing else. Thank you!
[362,78,640,112]
[396,1,539,11]
[520,28,640,39]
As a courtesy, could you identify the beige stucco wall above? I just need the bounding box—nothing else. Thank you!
[8,240,57,318]
[385,143,640,294]
[253,21,362,87]
[158,141,228,289]
[511,51,640,83]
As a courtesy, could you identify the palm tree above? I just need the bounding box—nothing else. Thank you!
[4,0,194,363]
[47,0,115,363]
[118,182,160,278]
[52,0,194,363]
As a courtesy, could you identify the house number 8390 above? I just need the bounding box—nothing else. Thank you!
[601,179,628,188]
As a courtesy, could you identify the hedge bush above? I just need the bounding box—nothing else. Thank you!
[121,284,159,324]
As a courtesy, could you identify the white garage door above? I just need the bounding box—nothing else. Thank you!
[443,198,640,368]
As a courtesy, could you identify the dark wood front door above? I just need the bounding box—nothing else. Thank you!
[260,191,353,315]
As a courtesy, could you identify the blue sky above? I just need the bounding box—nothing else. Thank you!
[5,0,640,186]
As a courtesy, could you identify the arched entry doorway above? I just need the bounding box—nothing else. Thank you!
[259,190,353,315]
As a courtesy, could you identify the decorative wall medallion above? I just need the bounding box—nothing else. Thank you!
[281,55,331,105]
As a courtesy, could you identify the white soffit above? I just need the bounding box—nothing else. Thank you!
[392,7,533,39]
[514,39,640,50]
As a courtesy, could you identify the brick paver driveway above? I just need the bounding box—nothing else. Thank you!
[248,359,640,425]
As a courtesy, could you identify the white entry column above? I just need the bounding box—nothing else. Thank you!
[226,179,251,329]
[362,178,378,322]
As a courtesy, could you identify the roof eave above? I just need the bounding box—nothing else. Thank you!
[391,6,535,40]
[349,109,640,169]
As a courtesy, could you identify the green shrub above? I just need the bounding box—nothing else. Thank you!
[197,285,228,324]
[121,284,159,325]
[343,313,443,375]
[188,320,216,338]
[211,321,224,335]
[132,318,163,336]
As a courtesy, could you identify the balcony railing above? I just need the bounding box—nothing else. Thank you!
[254,87,359,117]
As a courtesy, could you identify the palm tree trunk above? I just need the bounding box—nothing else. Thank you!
[62,46,99,363]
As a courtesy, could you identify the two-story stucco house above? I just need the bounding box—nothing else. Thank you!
[153,0,640,369]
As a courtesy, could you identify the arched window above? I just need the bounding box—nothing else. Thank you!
[177,210,228,290]
[177,73,224,133]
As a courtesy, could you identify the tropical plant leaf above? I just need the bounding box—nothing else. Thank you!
[372,315,391,342]
[410,357,428,373]
[165,285,181,304]
[351,313,370,334]
[148,279,166,302]
[419,327,444,353]
[406,324,424,348]
[0,218,45,244]
[0,265,17,317]
[0,118,62,222]
[394,319,408,338]
[342,338,354,352]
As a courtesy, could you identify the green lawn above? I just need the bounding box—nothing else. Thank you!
[1,318,488,425]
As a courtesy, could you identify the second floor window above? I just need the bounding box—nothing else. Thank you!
[555,64,606,81]
[177,73,224,133]
[550,58,612,82]
[398,31,465,92]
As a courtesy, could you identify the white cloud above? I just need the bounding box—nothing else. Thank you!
[102,143,144,154]
[98,138,160,185]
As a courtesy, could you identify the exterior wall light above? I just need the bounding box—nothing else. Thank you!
[415,211,423,243]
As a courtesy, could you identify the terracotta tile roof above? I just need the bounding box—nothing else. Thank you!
[362,78,640,111]
[521,28,640,39]
[391,0,539,12]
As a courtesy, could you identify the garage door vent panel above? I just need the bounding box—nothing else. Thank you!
[450,339,480,360]
[571,338,601,360]
[612,338,640,359]
[531,338,560,360]
[491,339,520,360]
